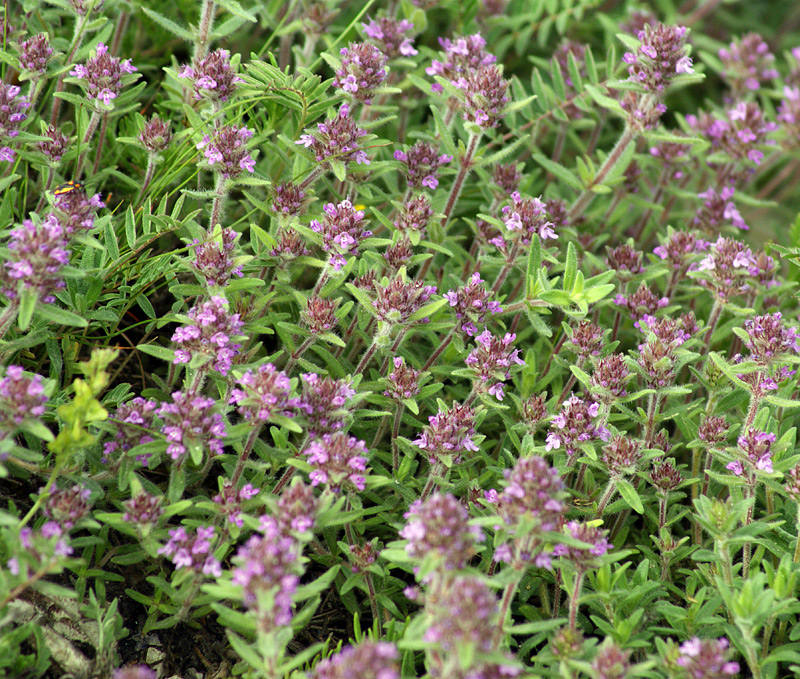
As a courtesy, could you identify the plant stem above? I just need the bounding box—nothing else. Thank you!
[209,174,227,231]
[567,127,635,222]
[391,404,404,471]
[230,426,263,486]
[567,572,585,632]
[194,0,217,61]
[703,300,723,354]
[284,336,316,374]
[420,462,444,502]
[493,573,523,648]
[49,11,91,126]
[422,328,455,372]
[595,479,617,517]
[74,110,102,177]
[0,303,19,339]
[416,133,480,282]
[354,340,378,375]
[794,503,800,563]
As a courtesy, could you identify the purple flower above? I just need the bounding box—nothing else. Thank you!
[43,483,92,530]
[444,272,503,337]
[591,644,631,679]
[546,396,610,460]
[301,295,340,334]
[465,331,525,401]
[0,365,48,437]
[394,194,435,236]
[190,228,243,288]
[310,200,372,270]
[696,236,759,301]
[230,363,300,422]
[687,102,777,166]
[158,525,221,577]
[37,125,70,164]
[492,163,523,195]
[730,428,777,477]
[310,641,399,679]
[491,455,565,533]
[502,192,557,242]
[400,493,483,571]
[196,123,255,179]
[158,390,226,465]
[138,114,172,154]
[602,436,643,477]
[637,336,677,388]
[171,296,244,376]
[0,215,69,303]
[653,230,709,271]
[8,521,72,580]
[426,33,496,93]
[413,401,479,464]
[213,479,260,527]
[638,314,695,348]
[694,186,748,232]
[103,397,158,466]
[305,432,369,492]
[69,0,106,14]
[568,321,605,360]
[53,186,105,234]
[394,141,452,191]
[778,86,800,148]
[718,33,777,95]
[298,373,357,435]
[741,312,800,365]
[232,518,302,630]
[675,637,740,677]
[275,479,319,534]
[698,416,729,448]
[113,665,157,679]
[650,458,682,494]
[606,243,644,279]
[270,228,311,261]
[363,17,417,58]
[333,42,388,105]
[69,42,137,107]
[272,182,306,217]
[614,283,669,327]
[519,393,548,431]
[552,520,611,572]
[385,357,422,401]
[589,354,632,404]
[295,103,370,169]
[452,63,510,128]
[622,23,692,92]
[372,273,436,324]
[17,33,53,75]
[0,84,30,160]
[179,48,243,103]
[423,575,497,656]
[122,492,163,527]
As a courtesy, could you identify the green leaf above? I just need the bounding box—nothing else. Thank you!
[137,343,176,363]
[562,242,577,292]
[615,478,644,514]
[764,395,800,409]
[531,153,582,190]
[18,289,36,331]
[345,283,377,318]
[407,298,448,323]
[142,7,194,40]
[526,234,542,298]
[34,304,89,328]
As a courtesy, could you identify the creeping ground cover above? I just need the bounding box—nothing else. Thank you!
[5,0,800,677]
